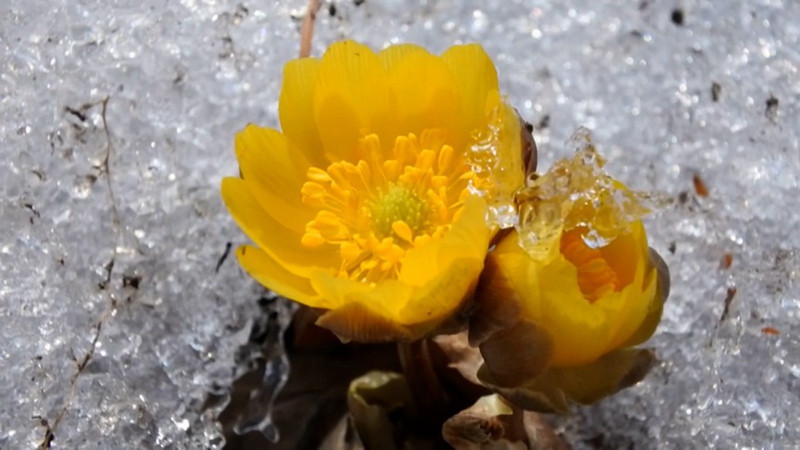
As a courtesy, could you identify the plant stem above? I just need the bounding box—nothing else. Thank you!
[397,339,449,428]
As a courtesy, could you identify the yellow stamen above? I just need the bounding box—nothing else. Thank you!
[392,220,414,244]
[301,132,475,282]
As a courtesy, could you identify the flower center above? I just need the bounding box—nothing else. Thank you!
[300,131,475,282]
[370,184,430,239]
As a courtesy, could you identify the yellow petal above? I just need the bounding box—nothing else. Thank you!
[234,124,313,231]
[602,221,658,345]
[396,257,477,329]
[310,255,480,340]
[490,103,525,201]
[598,220,648,284]
[310,270,412,321]
[397,196,491,326]
[278,57,328,167]
[315,301,414,343]
[221,177,338,278]
[386,48,461,144]
[377,43,427,71]
[399,195,490,287]
[441,44,501,132]
[534,262,633,366]
[440,45,524,204]
[311,197,489,340]
[314,40,394,160]
[235,245,328,307]
[621,247,668,347]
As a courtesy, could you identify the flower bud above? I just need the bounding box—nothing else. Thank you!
[471,130,670,410]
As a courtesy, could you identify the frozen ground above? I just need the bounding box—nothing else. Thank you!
[1,0,798,448]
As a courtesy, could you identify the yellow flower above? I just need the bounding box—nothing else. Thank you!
[222,41,524,342]
[487,221,657,367]
[471,133,669,410]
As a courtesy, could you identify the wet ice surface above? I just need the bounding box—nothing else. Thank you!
[1,0,798,448]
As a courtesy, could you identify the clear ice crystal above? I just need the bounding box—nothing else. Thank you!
[230,296,297,442]
[515,127,650,257]
[467,104,525,229]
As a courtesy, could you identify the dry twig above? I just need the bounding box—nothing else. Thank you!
[299,0,321,57]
